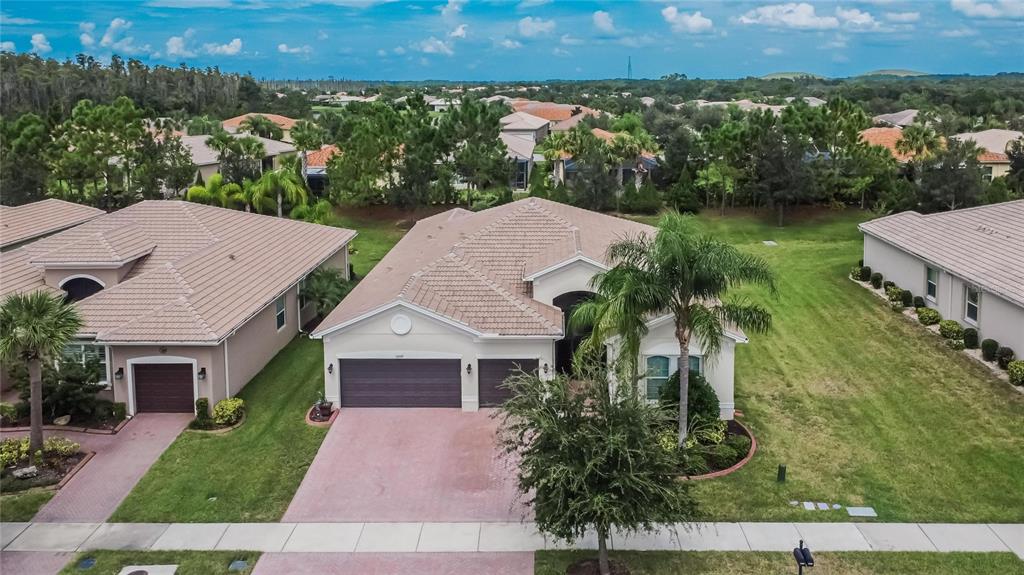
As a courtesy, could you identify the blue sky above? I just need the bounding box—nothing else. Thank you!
[1,1,1022,80]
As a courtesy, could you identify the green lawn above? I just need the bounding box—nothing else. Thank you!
[535,551,1024,575]
[0,490,54,522]
[110,338,327,522]
[331,209,414,277]
[60,551,259,575]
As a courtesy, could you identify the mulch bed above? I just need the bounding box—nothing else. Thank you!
[566,559,631,575]
[1,452,87,494]
[2,415,123,433]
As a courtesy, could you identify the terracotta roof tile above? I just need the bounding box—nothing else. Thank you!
[222,113,298,131]
[860,127,914,163]
[306,145,340,168]
[0,199,104,249]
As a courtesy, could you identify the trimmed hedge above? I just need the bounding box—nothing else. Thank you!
[916,307,941,325]
[913,296,925,309]
[883,280,896,292]
[900,290,913,307]
[981,339,1000,361]
[1008,360,1024,386]
[213,397,245,426]
[963,328,979,349]
[870,272,883,289]
[938,320,964,340]
[995,347,1015,370]
[859,266,872,281]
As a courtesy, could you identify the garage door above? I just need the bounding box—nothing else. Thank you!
[478,358,538,407]
[339,359,461,407]
[133,363,195,413]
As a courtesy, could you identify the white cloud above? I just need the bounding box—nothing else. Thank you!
[884,11,920,22]
[940,27,978,37]
[661,7,713,33]
[763,47,783,55]
[204,38,242,55]
[100,18,128,47]
[552,47,571,57]
[738,3,838,29]
[593,10,615,33]
[377,48,387,56]
[518,0,551,8]
[951,0,1024,19]
[449,24,467,38]
[30,33,51,54]
[416,36,453,56]
[1,13,38,25]
[498,38,523,49]
[393,46,406,55]
[560,34,584,45]
[166,29,196,58]
[518,16,555,36]
[99,18,150,54]
[278,43,313,54]
[440,0,464,18]
[79,22,96,47]
[317,30,329,41]
[0,41,14,51]
[822,34,848,49]
[836,7,877,29]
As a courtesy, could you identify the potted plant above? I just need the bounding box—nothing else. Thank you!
[313,390,333,420]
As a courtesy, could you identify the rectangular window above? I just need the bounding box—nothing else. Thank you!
[926,267,938,301]
[965,286,980,324]
[645,356,671,401]
[275,295,286,330]
[61,343,108,386]
[689,355,703,374]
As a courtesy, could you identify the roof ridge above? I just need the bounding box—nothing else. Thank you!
[178,201,221,243]
[96,296,217,341]
[449,253,561,333]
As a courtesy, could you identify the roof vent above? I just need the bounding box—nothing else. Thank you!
[228,254,236,260]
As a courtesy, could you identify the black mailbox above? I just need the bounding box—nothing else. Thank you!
[793,540,814,573]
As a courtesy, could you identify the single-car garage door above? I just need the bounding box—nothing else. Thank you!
[478,358,538,407]
[133,363,195,413]
[339,359,461,407]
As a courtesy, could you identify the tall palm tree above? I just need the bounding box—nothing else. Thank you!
[896,123,941,160]
[572,212,775,445]
[185,173,242,208]
[0,292,82,454]
[251,165,308,217]
[291,120,326,185]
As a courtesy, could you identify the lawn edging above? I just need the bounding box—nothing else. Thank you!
[186,411,247,435]
[686,420,757,481]
[1,418,129,436]
[305,407,338,428]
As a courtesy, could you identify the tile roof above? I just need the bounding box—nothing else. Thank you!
[0,199,104,250]
[860,127,914,163]
[313,198,654,338]
[222,113,298,131]
[500,133,535,160]
[181,134,296,166]
[306,145,340,168]
[951,129,1023,156]
[859,200,1024,308]
[872,109,918,127]
[500,111,549,131]
[0,201,356,343]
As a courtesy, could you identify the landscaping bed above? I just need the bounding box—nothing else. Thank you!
[1,436,86,494]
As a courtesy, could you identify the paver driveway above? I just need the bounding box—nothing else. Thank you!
[284,408,528,522]
[253,552,533,574]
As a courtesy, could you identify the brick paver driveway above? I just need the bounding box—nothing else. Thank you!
[253,552,533,575]
[284,408,528,522]
[5,413,191,522]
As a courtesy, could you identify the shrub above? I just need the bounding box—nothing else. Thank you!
[190,397,213,430]
[890,301,904,312]
[659,369,720,424]
[963,328,979,349]
[885,285,903,304]
[849,266,861,280]
[859,266,872,281]
[213,398,245,426]
[870,272,883,289]
[938,320,964,339]
[883,280,896,292]
[0,436,80,468]
[43,437,80,457]
[901,290,913,307]
[10,360,105,421]
[0,402,16,424]
[981,339,1000,361]
[858,259,863,267]
[1008,360,1024,386]
[112,402,127,422]
[619,179,663,215]
[913,296,925,308]
[946,339,965,351]
[916,307,941,325]
[995,347,1015,370]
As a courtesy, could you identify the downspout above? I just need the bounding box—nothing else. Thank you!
[224,336,231,400]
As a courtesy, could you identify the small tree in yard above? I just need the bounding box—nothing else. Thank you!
[0,292,82,456]
[496,362,699,575]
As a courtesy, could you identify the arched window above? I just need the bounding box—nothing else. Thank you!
[645,355,670,400]
[60,276,104,302]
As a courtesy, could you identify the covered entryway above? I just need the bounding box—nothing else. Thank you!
[478,358,538,406]
[553,291,597,375]
[339,359,461,407]
[132,363,195,413]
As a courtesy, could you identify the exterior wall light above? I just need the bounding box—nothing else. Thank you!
[466,363,473,375]
[197,367,207,381]
[542,363,550,374]
[327,363,334,374]
[114,367,124,380]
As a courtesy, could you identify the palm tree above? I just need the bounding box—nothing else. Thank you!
[572,212,775,446]
[251,165,308,217]
[896,123,941,160]
[291,120,326,185]
[185,173,242,208]
[239,114,283,141]
[0,292,82,454]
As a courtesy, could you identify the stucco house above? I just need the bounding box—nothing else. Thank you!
[312,198,745,418]
[950,129,1022,181]
[0,199,104,252]
[500,111,550,143]
[182,134,297,185]
[0,201,355,414]
[222,113,299,142]
[859,200,1024,354]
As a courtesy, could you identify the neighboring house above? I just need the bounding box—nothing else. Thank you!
[0,199,104,252]
[682,99,787,116]
[859,200,1024,354]
[872,109,918,128]
[860,127,915,163]
[640,96,656,107]
[500,111,551,143]
[182,134,297,184]
[785,96,827,107]
[222,113,299,142]
[0,201,356,413]
[482,95,512,104]
[427,97,460,112]
[509,100,598,124]
[500,133,536,190]
[304,144,340,194]
[552,128,657,188]
[312,197,745,418]
[950,129,1022,181]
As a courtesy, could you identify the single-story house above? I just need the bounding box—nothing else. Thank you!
[311,197,744,417]
[860,127,915,163]
[500,111,550,143]
[859,200,1024,354]
[182,134,297,185]
[500,133,536,190]
[303,144,341,194]
[222,113,299,142]
[1,199,104,252]
[0,201,356,413]
[872,109,918,128]
[552,128,658,189]
[950,129,1022,181]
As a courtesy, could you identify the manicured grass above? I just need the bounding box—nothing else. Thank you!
[60,551,259,575]
[331,209,415,277]
[0,490,54,522]
[535,551,1024,575]
[109,338,328,522]
[679,209,1024,522]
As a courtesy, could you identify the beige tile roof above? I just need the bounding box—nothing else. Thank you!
[30,224,155,266]
[313,198,654,337]
[859,200,1024,308]
[0,199,105,249]
[500,111,549,131]
[0,201,356,343]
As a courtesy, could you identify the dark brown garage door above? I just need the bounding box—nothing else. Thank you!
[339,359,461,407]
[133,363,194,413]
[478,358,538,407]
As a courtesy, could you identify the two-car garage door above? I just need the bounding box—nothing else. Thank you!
[338,358,538,408]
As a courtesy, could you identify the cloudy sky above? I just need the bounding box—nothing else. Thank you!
[1,1,1022,80]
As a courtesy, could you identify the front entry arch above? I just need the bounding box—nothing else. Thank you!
[553,291,597,375]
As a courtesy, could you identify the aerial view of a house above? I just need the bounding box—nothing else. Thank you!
[0,199,104,252]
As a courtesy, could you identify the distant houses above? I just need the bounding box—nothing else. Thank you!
[181,133,296,184]
[951,129,1022,181]
[222,113,299,142]
[872,109,918,128]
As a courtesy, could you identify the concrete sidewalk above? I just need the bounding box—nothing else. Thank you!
[2,521,1022,558]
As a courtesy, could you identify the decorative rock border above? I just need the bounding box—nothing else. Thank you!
[1,418,129,436]
[306,407,338,428]
[186,412,247,435]
[686,419,757,481]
